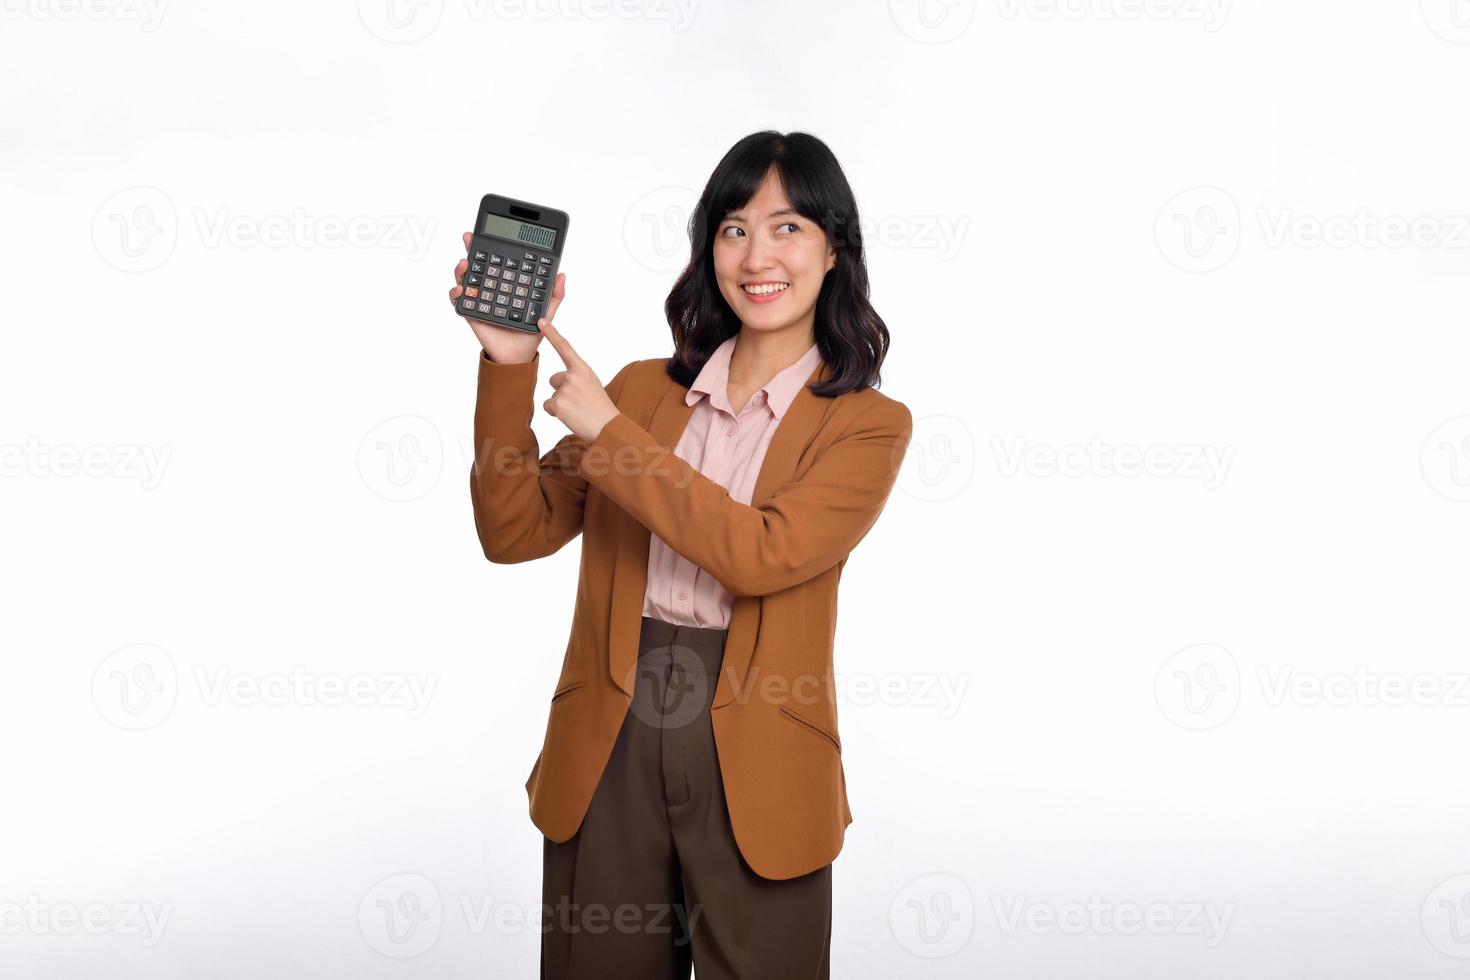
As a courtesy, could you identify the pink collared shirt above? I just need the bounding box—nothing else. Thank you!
[641,335,826,628]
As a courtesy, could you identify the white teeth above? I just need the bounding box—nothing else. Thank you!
[742,282,789,295]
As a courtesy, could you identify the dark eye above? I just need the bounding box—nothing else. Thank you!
[778,222,800,233]
[721,225,745,238]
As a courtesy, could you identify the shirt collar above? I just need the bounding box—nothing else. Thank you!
[685,336,824,421]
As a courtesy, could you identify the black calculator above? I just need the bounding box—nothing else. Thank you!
[458,193,569,334]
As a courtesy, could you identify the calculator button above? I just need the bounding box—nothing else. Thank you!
[512,298,525,310]
[476,302,492,314]
[470,262,484,274]
[509,309,524,322]
[533,277,547,289]
[466,274,481,287]
[523,251,535,261]
[496,294,510,305]
[473,250,486,261]
[489,254,503,265]
[464,287,479,299]
[526,304,541,321]
[515,274,528,285]
[530,289,544,301]
[514,286,528,297]
[502,268,518,281]
[493,307,508,319]
[498,281,512,294]
[536,265,549,276]
[459,298,477,312]
[539,255,553,264]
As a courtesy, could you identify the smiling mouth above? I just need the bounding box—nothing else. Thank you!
[741,282,790,295]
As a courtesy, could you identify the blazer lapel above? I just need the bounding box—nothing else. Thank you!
[606,374,697,698]
[711,358,832,708]
[605,358,835,706]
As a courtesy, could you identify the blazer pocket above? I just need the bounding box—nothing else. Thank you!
[550,680,586,705]
[778,704,842,754]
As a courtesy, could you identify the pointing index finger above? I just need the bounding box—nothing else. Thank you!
[538,317,585,371]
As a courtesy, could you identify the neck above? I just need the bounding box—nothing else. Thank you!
[729,324,816,388]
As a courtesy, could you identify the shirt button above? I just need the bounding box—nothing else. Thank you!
[677,591,688,601]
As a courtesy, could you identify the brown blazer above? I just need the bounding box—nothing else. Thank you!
[471,347,912,881]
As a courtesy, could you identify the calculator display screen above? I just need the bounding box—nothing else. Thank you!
[481,214,557,251]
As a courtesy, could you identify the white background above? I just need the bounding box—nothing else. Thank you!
[4,0,1470,977]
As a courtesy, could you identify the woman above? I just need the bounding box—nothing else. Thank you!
[449,130,912,980]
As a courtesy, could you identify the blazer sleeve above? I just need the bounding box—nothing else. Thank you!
[470,349,636,564]
[578,395,913,596]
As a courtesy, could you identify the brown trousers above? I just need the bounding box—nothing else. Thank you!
[540,615,832,979]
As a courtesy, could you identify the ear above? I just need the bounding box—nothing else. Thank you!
[826,244,837,273]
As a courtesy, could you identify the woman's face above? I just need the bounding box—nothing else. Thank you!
[712,168,836,334]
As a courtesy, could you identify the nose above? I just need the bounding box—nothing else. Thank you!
[740,226,776,273]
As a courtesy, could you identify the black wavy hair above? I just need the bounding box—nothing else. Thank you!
[662,130,892,398]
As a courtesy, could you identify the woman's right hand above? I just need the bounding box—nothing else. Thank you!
[449,231,566,364]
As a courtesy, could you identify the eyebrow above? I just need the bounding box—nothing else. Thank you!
[722,208,801,221]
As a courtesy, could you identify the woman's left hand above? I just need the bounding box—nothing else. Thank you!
[538,315,621,443]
